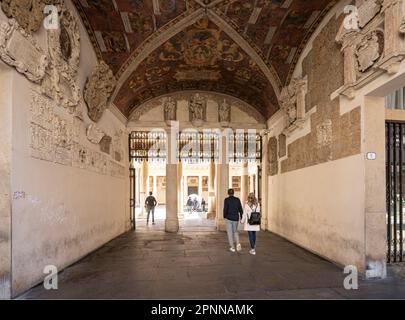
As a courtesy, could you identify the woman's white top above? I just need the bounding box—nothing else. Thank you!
[241,203,261,232]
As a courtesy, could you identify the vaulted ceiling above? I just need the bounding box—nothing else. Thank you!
[72,0,338,119]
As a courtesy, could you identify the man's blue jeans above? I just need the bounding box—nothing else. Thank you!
[147,207,155,224]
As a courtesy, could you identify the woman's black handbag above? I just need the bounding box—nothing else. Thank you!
[248,206,261,225]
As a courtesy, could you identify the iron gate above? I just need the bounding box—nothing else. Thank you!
[386,122,405,263]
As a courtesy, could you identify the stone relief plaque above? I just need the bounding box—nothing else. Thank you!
[316,119,333,148]
[86,124,104,144]
[268,137,278,176]
[356,30,384,73]
[42,5,81,111]
[84,61,117,122]
[0,19,48,83]
[99,135,112,154]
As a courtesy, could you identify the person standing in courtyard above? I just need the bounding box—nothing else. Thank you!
[223,189,243,252]
[145,192,157,225]
[241,193,261,255]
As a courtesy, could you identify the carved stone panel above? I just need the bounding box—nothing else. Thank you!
[278,134,287,158]
[99,135,112,154]
[84,61,117,122]
[1,0,45,33]
[268,137,278,176]
[189,93,207,126]
[86,124,104,144]
[218,99,231,125]
[355,30,384,73]
[0,19,48,83]
[400,15,405,34]
[112,130,124,162]
[316,119,333,149]
[163,97,177,123]
[42,6,81,111]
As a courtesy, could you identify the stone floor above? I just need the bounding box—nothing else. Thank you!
[19,219,405,299]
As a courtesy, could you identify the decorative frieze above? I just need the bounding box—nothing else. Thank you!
[30,91,125,178]
[0,19,48,83]
[84,61,117,122]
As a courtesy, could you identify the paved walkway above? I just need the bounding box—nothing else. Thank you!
[20,220,405,299]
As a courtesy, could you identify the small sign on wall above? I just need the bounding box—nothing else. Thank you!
[366,152,377,160]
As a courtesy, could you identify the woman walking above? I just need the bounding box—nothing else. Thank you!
[241,193,261,255]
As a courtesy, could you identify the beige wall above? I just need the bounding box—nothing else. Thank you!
[264,0,405,275]
[0,64,13,299]
[0,1,130,296]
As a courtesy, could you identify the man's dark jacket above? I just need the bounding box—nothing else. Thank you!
[223,196,243,221]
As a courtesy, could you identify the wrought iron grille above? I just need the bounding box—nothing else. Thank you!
[228,132,262,163]
[386,122,405,263]
[177,131,219,162]
[129,131,167,161]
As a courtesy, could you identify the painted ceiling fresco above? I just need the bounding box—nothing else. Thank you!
[114,18,279,118]
[72,0,339,118]
[73,0,189,74]
[215,0,338,84]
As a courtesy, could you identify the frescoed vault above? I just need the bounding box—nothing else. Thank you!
[72,0,339,119]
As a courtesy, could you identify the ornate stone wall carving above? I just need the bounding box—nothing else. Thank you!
[400,15,405,33]
[163,96,177,124]
[218,98,231,125]
[0,19,48,82]
[336,0,405,98]
[1,0,45,33]
[268,137,278,176]
[30,90,125,178]
[279,76,307,136]
[128,91,266,124]
[86,124,104,144]
[112,130,124,162]
[189,93,207,126]
[356,30,385,72]
[41,5,81,111]
[99,135,112,154]
[84,61,117,122]
[278,134,287,158]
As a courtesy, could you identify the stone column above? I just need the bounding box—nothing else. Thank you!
[260,132,269,231]
[364,96,387,279]
[152,175,157,198]
[0,67,12,299]
[207,161,216,219]
[241,162,249,206]
[198,175,203,197]
[216,133,230,231]
[141,160,148,215]
[165,128,179,233]
[178,161,184,218]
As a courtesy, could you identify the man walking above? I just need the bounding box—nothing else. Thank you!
[223,189,243,252]
[145,192,157,225]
